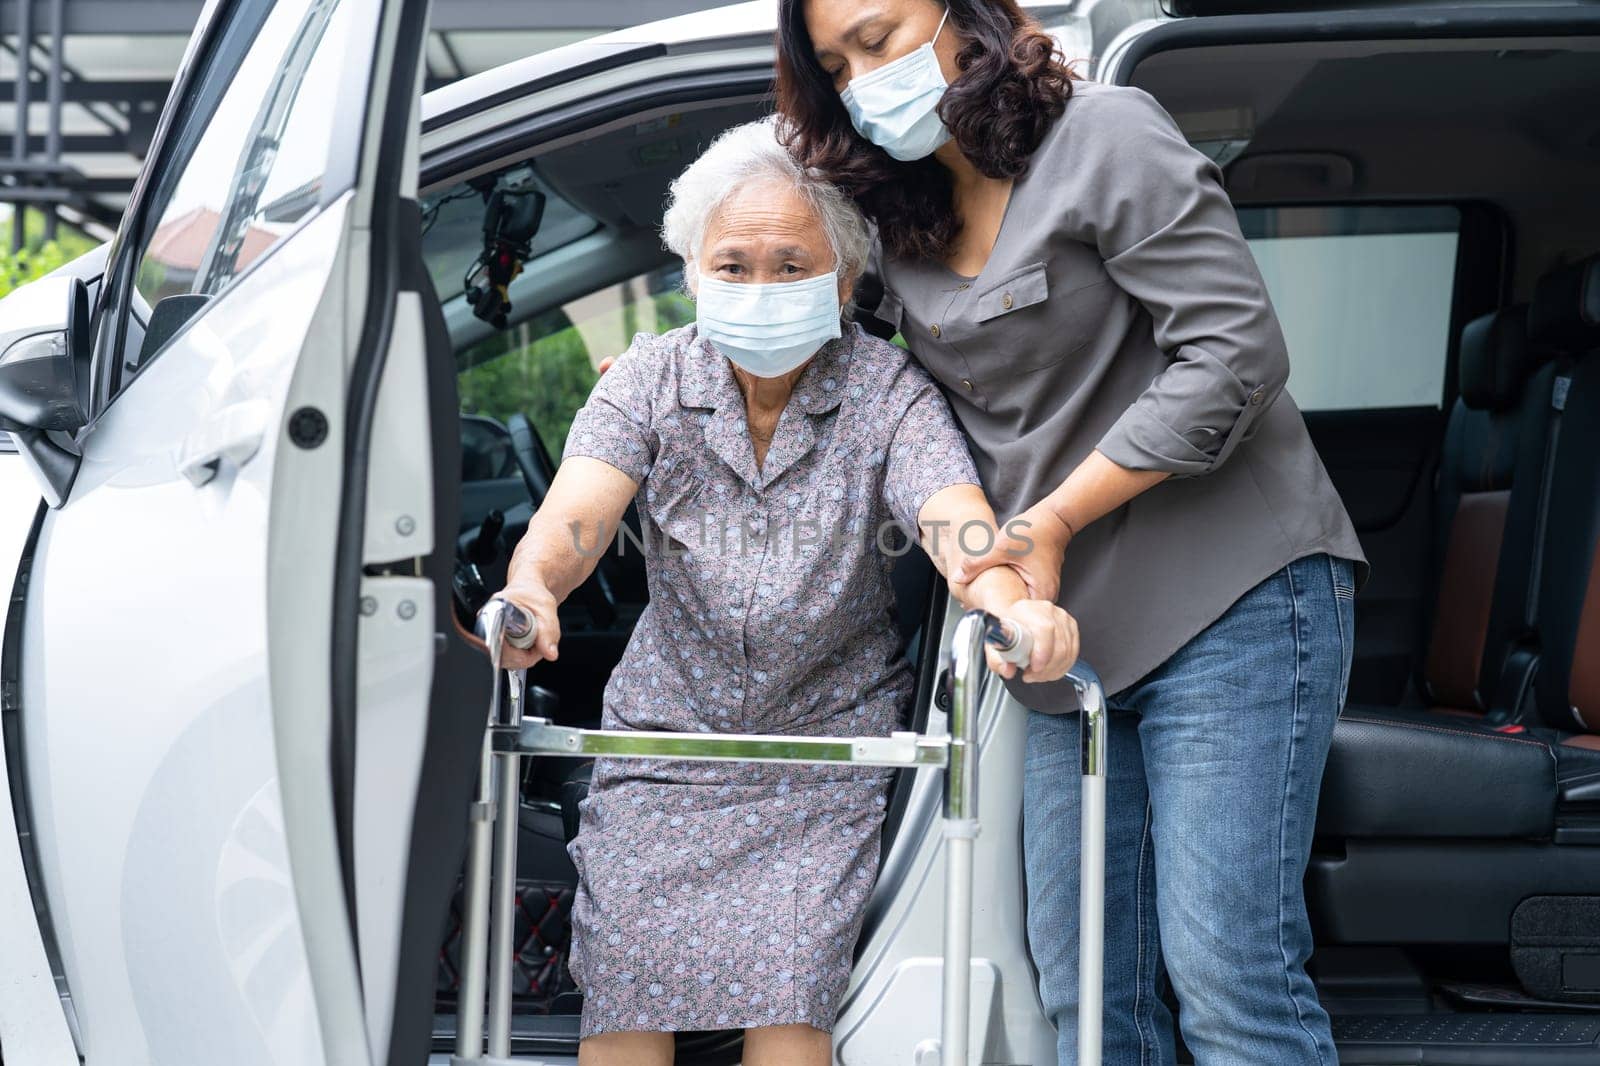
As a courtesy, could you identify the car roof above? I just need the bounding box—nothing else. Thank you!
[421,0,1074,128]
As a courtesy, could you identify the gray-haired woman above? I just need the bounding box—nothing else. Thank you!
[490,118,1078,1066]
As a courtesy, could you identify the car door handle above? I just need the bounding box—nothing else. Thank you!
[176,399,270,487]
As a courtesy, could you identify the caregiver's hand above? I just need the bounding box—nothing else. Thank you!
[953,500,1073,603]
[490,577,562,670]
[986,597,1079,683]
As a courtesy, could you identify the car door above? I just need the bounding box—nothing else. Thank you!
[4,1,433,1064]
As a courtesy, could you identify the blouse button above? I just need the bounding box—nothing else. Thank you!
[1001,293,1014,310]
[961,378,974,391]
[1248,386,1266,406]
[930,323,942,338]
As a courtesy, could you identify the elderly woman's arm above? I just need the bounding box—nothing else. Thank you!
[883,366,1078,682]
[496,458,637,669]
[496,337,663,668]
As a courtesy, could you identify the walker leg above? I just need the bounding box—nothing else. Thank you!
[458,601,511,1064]
[941,612,988,1066]
[1075,670,1107,1066]
[486,669,526,1059]
[941,826,976,1066]
[455,733,496,1061]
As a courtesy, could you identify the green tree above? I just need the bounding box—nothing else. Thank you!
[0,208,100,298]
[458,315,599,458]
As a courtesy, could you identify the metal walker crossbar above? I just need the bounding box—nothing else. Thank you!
[453,600,1107,1066]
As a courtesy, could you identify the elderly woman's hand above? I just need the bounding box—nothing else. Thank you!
[985,597,1079,683]
[491,577,562,671]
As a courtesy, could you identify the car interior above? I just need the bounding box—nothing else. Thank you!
[414,16,1600,1064]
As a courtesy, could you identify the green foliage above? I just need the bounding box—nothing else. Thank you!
[653,290,696,331]
[459,320,598,458]
[456,276,697,460]
[0,209,100,298]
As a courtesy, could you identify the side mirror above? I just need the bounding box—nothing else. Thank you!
[0,274,93,506]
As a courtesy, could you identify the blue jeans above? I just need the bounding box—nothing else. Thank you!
[1024,553,1356,1065]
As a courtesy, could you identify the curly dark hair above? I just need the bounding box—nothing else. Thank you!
[775,0,1076,262]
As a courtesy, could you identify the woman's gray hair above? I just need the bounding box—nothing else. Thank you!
[662,117,871,283]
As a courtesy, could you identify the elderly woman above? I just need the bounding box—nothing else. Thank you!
[491,118,1077,1066]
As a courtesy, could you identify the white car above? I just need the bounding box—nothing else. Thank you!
[2,1,1600,1064]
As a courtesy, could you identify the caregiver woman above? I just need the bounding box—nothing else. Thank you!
[776,2,1367,1064]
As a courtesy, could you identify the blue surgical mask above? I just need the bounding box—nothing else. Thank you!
[840,6,952,162]
[695,271,842,378]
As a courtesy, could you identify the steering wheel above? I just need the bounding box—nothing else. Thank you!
[506,412,621,627]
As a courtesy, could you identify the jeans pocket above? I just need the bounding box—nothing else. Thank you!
[1327,556,1356,708]
[1328,555,1357,603]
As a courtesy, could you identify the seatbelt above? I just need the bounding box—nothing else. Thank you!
[1486,365,1570,726]
[1487,365,1572,726]
[1525,363,1571,627]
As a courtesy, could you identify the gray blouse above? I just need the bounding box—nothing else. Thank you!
[873,81,1366,706]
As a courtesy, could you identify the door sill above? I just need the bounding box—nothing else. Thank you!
[1333,1011,1600,1064]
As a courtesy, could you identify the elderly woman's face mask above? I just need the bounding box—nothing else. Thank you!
[696,272,842,378]
[694,184,845,378]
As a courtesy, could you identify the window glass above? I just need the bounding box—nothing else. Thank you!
[1239,205,1461,412]
[420,175,599,306]
[117,0,353,377]
[457,263,694,460]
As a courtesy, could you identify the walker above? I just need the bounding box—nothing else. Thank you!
[452,599,1107,1066]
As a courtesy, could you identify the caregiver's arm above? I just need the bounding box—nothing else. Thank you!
[952,454,1168,601]
[916,483,1079,682]
[497,457,637,669]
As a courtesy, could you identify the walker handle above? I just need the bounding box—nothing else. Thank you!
[983,614,1032,667]
[477,596,537,651]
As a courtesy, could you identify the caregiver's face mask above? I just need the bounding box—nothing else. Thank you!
[839,5,952,162]
[695,270,842,379]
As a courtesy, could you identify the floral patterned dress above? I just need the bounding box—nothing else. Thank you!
[560,321,978,1036]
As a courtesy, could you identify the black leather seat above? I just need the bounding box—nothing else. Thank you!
[1521,256,1600,797]
[1319,256,1600,842]
[1319,304,1561,838]
[1320,708,1556,838]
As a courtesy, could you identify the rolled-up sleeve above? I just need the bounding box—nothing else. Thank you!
[562,334,663,483]
[1071,87,1289,477]
[882,367,981,532]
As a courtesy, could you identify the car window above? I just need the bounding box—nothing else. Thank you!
[96,0,355,401]
[421,175,599,307]
[1239,205,1461,412]
[457,263,694,462]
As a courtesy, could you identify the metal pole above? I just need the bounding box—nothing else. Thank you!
[42,0,62,241]
[454,604,509,1062]
[1074,666,1108,1066]
[941,612,987,1066]
[12,0,32,252]
[486,665,525,1059]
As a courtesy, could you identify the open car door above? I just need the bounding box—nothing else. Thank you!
[3,0,439,1063]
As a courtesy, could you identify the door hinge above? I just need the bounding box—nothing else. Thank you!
[362,556,425,579]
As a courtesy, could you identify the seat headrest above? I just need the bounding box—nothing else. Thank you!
[1458,306,1537,412]
[1529,255,1600,353]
